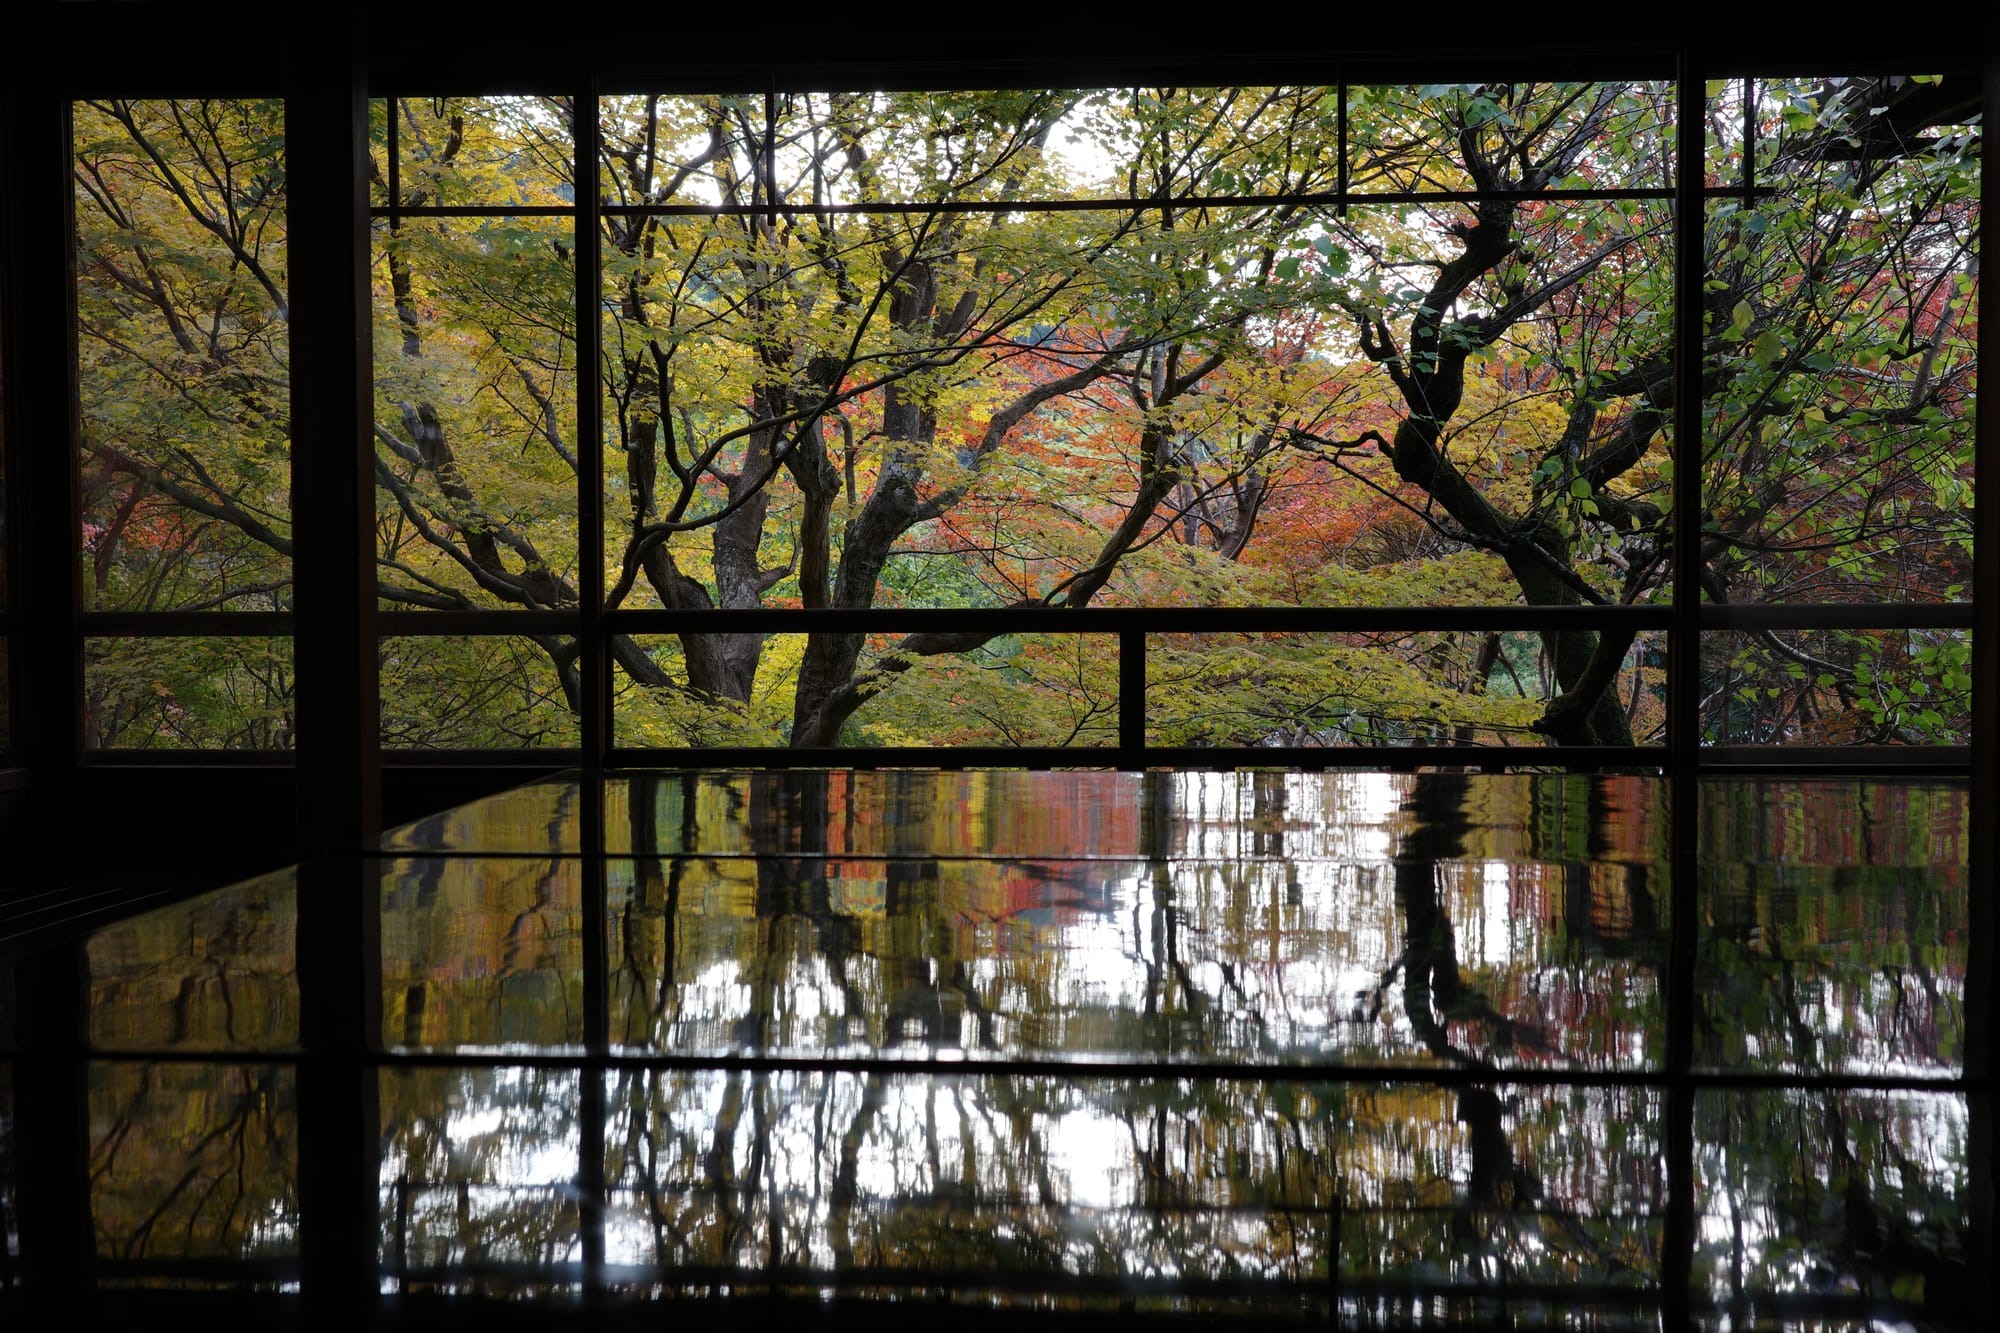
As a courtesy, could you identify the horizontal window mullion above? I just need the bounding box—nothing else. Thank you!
[603,605,1673,635]
[1698,603,1976,630]
[82,611,294,636]
[378,188,1676,225]
[154,1041,1963,1094]
[1299,187,1674,205]
[589,186,1674,222]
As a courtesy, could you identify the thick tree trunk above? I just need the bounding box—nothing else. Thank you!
[790,382,930,743]
[1506,551,1636,748]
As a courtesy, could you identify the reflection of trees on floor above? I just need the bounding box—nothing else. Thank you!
[61,771,1971,1319]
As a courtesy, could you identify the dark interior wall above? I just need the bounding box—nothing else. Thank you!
[6,3,1983,105]
[0,766,559,906]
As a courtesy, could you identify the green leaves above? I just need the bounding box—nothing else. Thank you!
[74,79,1972,759]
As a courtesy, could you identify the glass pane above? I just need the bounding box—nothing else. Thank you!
[1285,199,1675,611]
[1750,74,1977,185]
[1700,628,1971,746]
[613,631,1116,749]
[604,87,1346,211]
[599,92,766,210]
[83,636,293,751]
[855,632,1118,747]
[1148,630,1666,749]
[610,633,793,748]
[763,86,1345,205]
[1349,81,1675,194]
[88,1061,298,1284]
[1703,77,1748,189]
[73,99,291,613]
[772,88,1092,205]
[1699,859,1966,1075]
[1699,84,1977,605]
[379,635,577,749]
[373,217,578,612]
[601,203,1239,614]
[378,95,574,211]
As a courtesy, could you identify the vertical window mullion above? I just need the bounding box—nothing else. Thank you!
[289,55,378,847]
[1118,629,1146,764]
[574,80,607,769]
[1661,48,1708,1333]
[572,81,611,1296]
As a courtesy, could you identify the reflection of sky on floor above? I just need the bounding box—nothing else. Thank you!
[14,771,1975,1321]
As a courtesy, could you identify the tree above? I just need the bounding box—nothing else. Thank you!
[74,97,293,618]
[1695,77,1978,745]
[1292,77,1976,746]
[593,87,1363,745]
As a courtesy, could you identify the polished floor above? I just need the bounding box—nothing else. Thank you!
[0,770,1979,1327]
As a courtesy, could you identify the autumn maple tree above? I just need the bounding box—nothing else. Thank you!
[72,77,1977,751]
